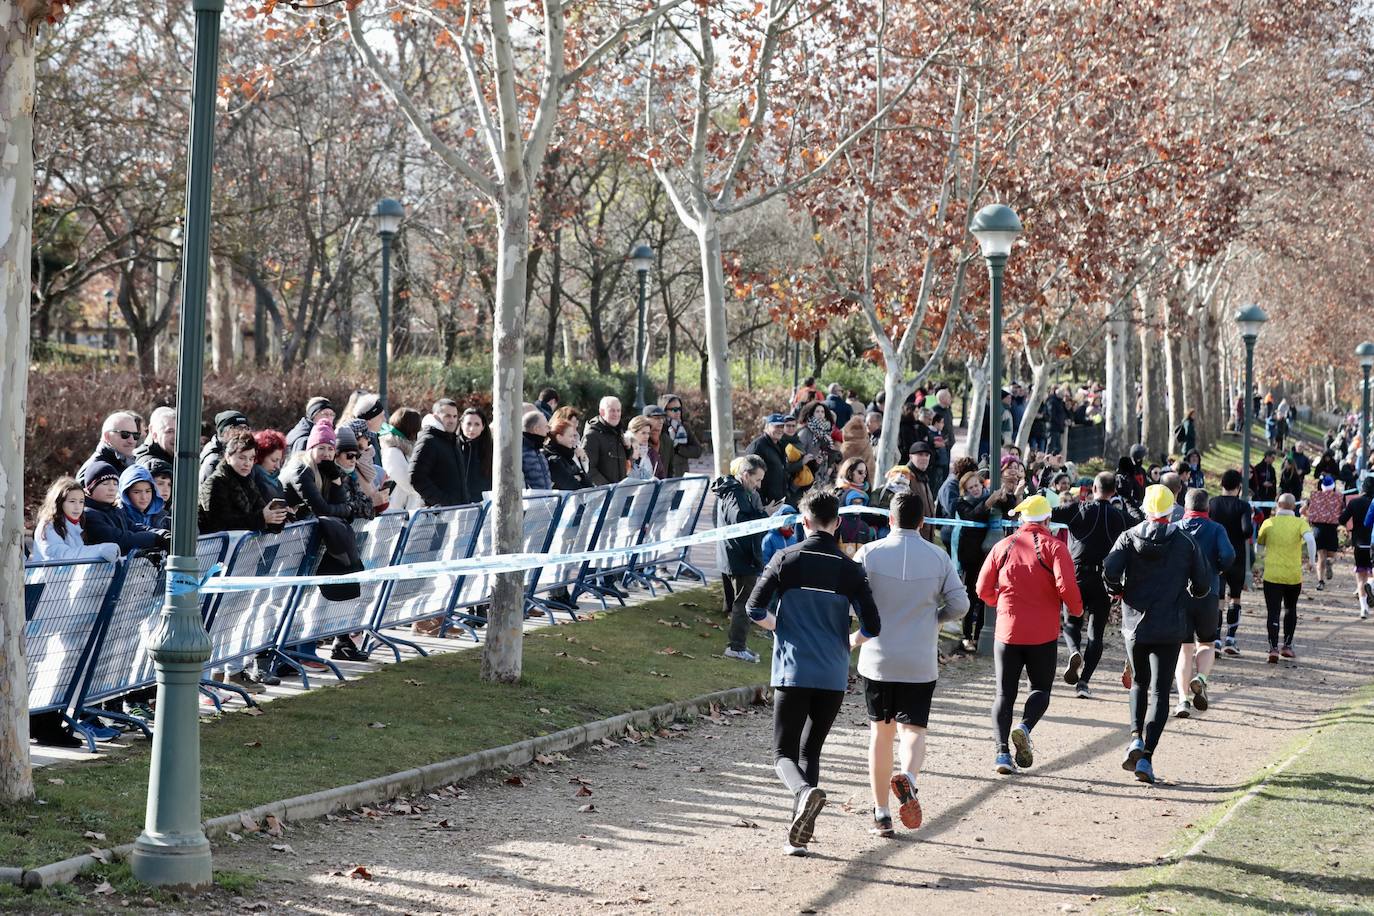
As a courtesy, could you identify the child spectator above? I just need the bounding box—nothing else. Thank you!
[32,477,119,563]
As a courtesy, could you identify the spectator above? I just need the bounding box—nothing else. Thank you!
[865,410,883,447]
[932,387,955,432]
[824,383,853,429]
[410,399,466,507]
[642,405,669,478]
[846,390,867,425]
[906,442,938,525]
[380,408,424,512]
[938,456,980,520]
[897,401,921,458]
[522,411,553,490]
[798,400,840,486]
[793,376,820,409]
[1008,382,1028,438]
[200,410,250,483]
[659,394,703,477]
[198,428,288,534]
[78,411,140,480]
[1045,387,1068,455]
[713,453,769,663]
[585,396,629,486]
[144,458,173,508]
[834,457,878,551]
[118,464,168,532]
[340,392,387,476]
[745,414,799,506]
[251,429,289,506]
[840,415,875,473]
[928,412,950,486]
[338,423,385,513]
[779,414,806,503]
[551,405,590,477]
[81,461,167,555]
[135,406,176,475]
[545,417,591,490]
[280,421,352,519]
[762,503,801,566]
[535,387,559,420]
[32,477,119,563]
[458,408,494,503]
[1182,449,1205,489]
[625,416,656,480]
[1174,408,1198,454]
[285,396,336,454]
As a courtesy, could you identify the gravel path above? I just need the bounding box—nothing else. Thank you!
[179,562,1374,916]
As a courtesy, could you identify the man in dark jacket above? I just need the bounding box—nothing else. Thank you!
[1115,444,1149,507]
[1045,387,1069,455]
[285,396,336,454]
[1250,450,1278,506]
[823,384,852,430]
[1175,488,1235,719]
[410,399,466,507]
[747,489,881,855]
[535,387,559,421]
[584,396,629,487]
[199,410,250,483]
[1051,471,1139,697]
[1210,469,1255,651]
[521,411,552,490]
[1104,484,1209,785]
[905,441,937,539]
[713,454,769,664]
[745,414,800,506]
[134,406,177,477]
[78,411,140,481]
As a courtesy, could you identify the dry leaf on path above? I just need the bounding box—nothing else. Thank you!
[367,722,387,729]
[265,814,285,836]
[732,818,759,829]
[87,847,110,864]
[239,813,259,833]
[575,785,593,797]
[243,740,262,748]
[242,707,264,717]
[270,844,295,855]
[349,865,374,880]
[226,831,242,842]
[578,804,596,813]
[631,762,648,769]
[82,831,106,842]
[93,881,115,895]
[405,679,425,687]
[505,775,526,787]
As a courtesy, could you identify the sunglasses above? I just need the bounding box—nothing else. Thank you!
[666,407,682,413]
[113,430,138,440]
[340,451,360,460]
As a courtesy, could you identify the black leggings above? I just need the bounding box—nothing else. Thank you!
[961,568,985,644]
[1263,580,1302,648]
[1126,638,1181,753]
[1063,576,1110,684]
[773,687,845,794]
[991,639,1057,750]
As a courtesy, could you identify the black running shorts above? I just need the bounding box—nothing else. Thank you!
[1221,556,1246,599]
[1191,594,1220,644]
[1356,546,1373,572]
[862,677,936,728]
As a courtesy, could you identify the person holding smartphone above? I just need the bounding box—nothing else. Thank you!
[198,428,289,534]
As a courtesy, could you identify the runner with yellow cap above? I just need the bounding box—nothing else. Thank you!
[1104,484,1210,784]
[976,492,1083,775]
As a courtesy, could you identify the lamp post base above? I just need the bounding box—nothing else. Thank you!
[129,834,212,891]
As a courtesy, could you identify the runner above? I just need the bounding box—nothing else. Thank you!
[1104,484,1209,784]
[975,494,1083,775]
[854,493,968,837]
[1174,489,1235,719]
[747,489,882,856]
[1344,477,1374,619]
[1050,471,1138,699]
[1208,470,1254,655]
[1256,493,1316,662]
[1302,475,1344,592]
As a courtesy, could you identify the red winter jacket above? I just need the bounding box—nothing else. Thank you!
[976,522,1083,645]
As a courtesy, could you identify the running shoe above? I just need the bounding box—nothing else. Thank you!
[1134,757,1156,784]
[1213,639,1223,652]
[77,720,122,741]
[1316,580,1325,592]
[1010,724,1034,769]
[124,703,155,722]
[782,843,807,857]
[1174,700,1191,719]
[1189,675,1209,712]
[994,752,1018,775]
[298,658,329,672]
[1223,640,1241,657]
[1362,607,1370,621]
[889,773,922,829]
[1062,651,1083,685]
[723,647,760,664]
[1364,581,1374,605]
[1280,644,1296,660]
[961,639,978,654]
[1075,682,1092,699]
[227,671,267,695]
[870,812,895,838]
[1122,737,1145,771]
[788,787,826,847]
[1267,647,1280,664]
[1121,665,1133,690]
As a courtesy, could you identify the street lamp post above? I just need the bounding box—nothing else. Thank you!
[629,244,654,412]
[970,204,1022,492]
[1357,342,1374,473]
[103,288,113,361]
[1235,304,1267,504]
[129,0,224,890]
[373,198,405,411]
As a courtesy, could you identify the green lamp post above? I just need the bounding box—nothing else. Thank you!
[1357,342,1374,473]
[373,198,405,411]
[629,244,654,412]
[1235,304,1267,504]
[970,203,1022,492]
[129,0,224,889]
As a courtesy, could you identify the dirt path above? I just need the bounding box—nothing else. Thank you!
[195,562,1374,916]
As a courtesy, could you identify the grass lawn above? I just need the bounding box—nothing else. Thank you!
[0,584,765,870]
[1104,684,1374,914]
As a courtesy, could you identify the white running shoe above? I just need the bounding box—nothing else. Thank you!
[723,647,760,663]
[1362,607,1370,621]
[782,843,807,857]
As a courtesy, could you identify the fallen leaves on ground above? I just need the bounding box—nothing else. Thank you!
[243,740,262,748]
[578,803,596,813]
[733,818,759,829]
[239,813,259,833]
[575,784,593,797]
[242,707,265,717]
[505,774,527,787]
[367,721,387,729]
[82,831,105,842]
[404,679,425,687]
[348,865,374,880]
[93,881,115,895]
[265,814,286,836]
[270,843,295,855]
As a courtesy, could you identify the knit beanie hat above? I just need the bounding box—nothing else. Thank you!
[347,417,371,444]
[335,424,359,453]
[306,419,337,450]
[305,397,334,423]
[82,460,121,492]
[353,393,384,421]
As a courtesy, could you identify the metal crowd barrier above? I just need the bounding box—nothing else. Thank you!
[24,476,714,749]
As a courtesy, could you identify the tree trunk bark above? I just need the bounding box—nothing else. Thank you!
[874,360,917,479]
[1103,306,1132,460]
[698,213,735,474]
[0,0,38,804]
[964,356,989,465]
[1140,307,1166,458]
[1015,358,1052,454]
[1163,302,1183,445]
[666,315,677,393]
[208,254,234,374]
[1182,311,1204,451]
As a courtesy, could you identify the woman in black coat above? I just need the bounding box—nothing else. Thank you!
[199,429,289,534]
[544,418,591,490]
[458,408,494,503]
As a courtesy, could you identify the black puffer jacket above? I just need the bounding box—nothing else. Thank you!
[457,433,492,503]
[544,441,590,491]
[1104,521,1210,644]
[280,458,356,521]
[82,498,164,555]
[712,475,768,576]
[134,440,174,475]
[198,461,276,534]
[410,417,467,507]
[745,433,802,505]
[583,417,628,487]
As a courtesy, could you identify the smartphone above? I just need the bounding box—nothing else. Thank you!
[268,499,287,511]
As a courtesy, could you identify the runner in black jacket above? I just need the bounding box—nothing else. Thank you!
[1345,476,1374,619]
[1208,469,1254,654]
[1050,472,1139,696]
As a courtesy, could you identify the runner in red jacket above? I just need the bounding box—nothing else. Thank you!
[977,494,1083,775]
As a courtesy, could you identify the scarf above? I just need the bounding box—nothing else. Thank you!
[1184,509,1209,519]
[805,413,830,443]
[380,422,407,441]
[669,419,688,446]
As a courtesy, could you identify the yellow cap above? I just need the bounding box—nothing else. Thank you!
[1010,494,1052,521]
[1143,484,1174,518]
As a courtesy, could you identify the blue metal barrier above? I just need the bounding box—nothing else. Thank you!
[23,559,119,732]
[367,505,483,654]
[527,486,613,620]
[633,475,710,589]
[573,480,659,608]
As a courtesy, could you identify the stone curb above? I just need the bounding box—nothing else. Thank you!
[15,683,767,889]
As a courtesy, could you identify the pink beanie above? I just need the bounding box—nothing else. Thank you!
[307,419,337,450]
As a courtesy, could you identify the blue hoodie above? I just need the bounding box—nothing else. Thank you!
[118,464,168,531]
[761,504,800,566]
